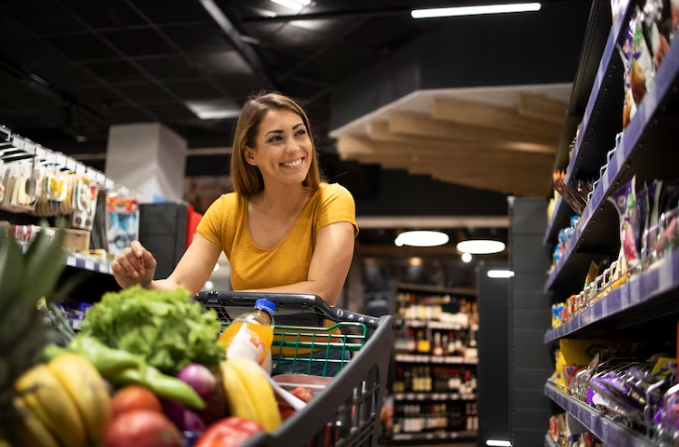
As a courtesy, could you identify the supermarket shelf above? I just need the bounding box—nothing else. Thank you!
[388,431,477,442]
[397,283,477,297]
[544,196,568,247]
[545,382,655,447]
[397,320,470,331]
[545,434,558,447]
[66,254,112,275]
[393,392,476,402]
[545,28,679,294]
[545,245,679,342]
[395,354,477,365]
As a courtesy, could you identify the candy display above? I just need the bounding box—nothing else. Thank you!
[549,413,607,447]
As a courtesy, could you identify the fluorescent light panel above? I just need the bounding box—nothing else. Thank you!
[186,100,241,120]
[270,0,309,11]
[486,440,512,446]
[487,270,515,279]
[412,3,541,19]
[456,240,506,254]
[395,231,449,247]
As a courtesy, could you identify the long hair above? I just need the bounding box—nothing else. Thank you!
[231,92,322,197]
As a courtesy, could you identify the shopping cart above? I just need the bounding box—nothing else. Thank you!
[194,291,394,447]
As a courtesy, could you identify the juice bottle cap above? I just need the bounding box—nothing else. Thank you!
[254,299,276,316]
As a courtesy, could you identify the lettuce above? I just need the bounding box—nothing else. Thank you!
[81,286,224,374]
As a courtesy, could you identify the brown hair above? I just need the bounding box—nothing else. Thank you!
[231,92,322,197]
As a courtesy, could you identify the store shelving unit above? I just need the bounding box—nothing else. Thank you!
[539,0,679,445]
[393,393,476,402]
[65,254,112,275]
[389,431,477,442]
[545,0,679,296]
[544,383,655,447]
[394,354,478,365]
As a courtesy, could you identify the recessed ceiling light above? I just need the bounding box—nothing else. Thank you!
[461,252,472,263]
[486,441,512,447]
[395,231,449,247]
[270,0,306,11]
[487,270,515,279]
[457,240,506,254]
[186,100,241,120]
[204,280,214,291]
[412,3,541,19]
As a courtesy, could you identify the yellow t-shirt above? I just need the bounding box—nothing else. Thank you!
[196,183,358,356]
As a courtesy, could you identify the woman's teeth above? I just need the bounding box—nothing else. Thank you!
[282,159,303,168]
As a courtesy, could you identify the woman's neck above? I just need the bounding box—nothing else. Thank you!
[255,180,308,217]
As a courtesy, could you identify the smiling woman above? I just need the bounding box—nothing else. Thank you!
[111,93,358,377]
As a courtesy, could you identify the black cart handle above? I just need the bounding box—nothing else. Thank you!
[194,291,381,329]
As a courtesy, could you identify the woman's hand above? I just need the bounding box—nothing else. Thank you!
[112,240,157,289]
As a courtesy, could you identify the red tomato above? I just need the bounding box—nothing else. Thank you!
[112,386,162,417]
[290,387,314,403]
[195,418,264,447]
[104,410,182,447]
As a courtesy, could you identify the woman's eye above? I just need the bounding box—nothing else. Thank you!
[295,129,307,136]
[268,135,282,143]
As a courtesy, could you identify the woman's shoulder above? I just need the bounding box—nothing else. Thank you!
[207,191,243,215]
[318,182,354,201]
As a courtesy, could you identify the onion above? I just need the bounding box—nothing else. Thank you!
[162,400,205,432]
[176,364,217,399]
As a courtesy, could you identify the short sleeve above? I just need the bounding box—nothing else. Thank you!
[196,194,230,249]
[316,184,359,237]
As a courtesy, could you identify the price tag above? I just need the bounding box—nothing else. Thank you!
[630,276,641,304]
[417,394,425,400]
[11,136,24,149]
[66,256,76,267]
[24,141,35,155]
[620,282,630,309]
[602,297,609,317]
[85,260,95,271]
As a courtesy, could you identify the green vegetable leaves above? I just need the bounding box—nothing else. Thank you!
[80,286,224,374]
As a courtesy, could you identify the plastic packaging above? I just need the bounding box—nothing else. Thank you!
[218,299,276,367]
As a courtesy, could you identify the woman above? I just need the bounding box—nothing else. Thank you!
[112,92,358,376]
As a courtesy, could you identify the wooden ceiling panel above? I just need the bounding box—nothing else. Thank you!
[432,98,561,139]
[518,94,568,125]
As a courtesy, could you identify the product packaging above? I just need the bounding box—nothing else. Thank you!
[608,177,641,268]
[643,0,675,70]
[555,179,587,216]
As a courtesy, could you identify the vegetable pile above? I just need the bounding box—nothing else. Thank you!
[80,286,224,374]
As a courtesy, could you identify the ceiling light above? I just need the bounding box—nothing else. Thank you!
[270,0,305,11]
[412,3,541,19]
[409,257,423,266]
[487,270,515,279]
[395,231,449,247]
[213,263,220,272]
[457,240,505,254]
[204,280,214,291]
[486,441,512,447]
[186,100,242,120]
[461,252,472,263]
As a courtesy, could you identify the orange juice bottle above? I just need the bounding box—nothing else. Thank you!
[218,299,275,366]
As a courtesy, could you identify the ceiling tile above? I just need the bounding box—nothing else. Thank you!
[115,82,175,103]
[0,38,71,67]
[71,86,117,105]
[134,56,203,81]
[0,12,33,40]
[59,0,146,29]
[164,80,222,100]
[31,64,100,90]
[193,51,253,75]
[101,29,176,57]
[144,103,195,121]
[211,74,270,100]
[277,78,322,101]
[84,60,147,83]
[1,2,86,35]
[317,40,381,69]
[107,104,155,124]
[163,23,234,54]
[47,34,119,61]
[133,0,210,24]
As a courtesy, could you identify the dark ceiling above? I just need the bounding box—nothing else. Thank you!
[0,0,440,156]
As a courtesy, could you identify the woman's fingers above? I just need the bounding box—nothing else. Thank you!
[116,253,139,279]
[124,247,144,274]
[130,240,145,258]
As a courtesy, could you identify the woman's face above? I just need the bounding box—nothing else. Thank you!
[246,108,312,187]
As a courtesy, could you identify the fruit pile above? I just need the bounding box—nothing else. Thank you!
[0,230,319,447]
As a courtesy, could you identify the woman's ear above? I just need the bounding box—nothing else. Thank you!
[244,147,257,166]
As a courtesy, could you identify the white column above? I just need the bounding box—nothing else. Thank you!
[105,123,187,202]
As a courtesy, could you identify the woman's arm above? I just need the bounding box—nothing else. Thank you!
[150,233,222,296]
[242,221,355,306]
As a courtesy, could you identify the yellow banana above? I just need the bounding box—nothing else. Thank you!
[6,397,60,447]
[48,353,112,446]
[220,360,259,423]
[228,358,281,432]
[15,364,86,447]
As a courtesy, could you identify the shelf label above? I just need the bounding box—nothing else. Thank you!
[66,256,76,267]
[85,260,95,271]
[659,255,673,293]
[630,276,641,304]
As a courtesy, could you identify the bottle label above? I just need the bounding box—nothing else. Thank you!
[226,324,265,364]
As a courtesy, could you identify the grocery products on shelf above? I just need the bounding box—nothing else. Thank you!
[548,413,607,447]
[390,401,478,437]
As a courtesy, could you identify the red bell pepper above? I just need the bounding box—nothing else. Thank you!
[194,418,264,447]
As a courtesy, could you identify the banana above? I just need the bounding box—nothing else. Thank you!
[48,353,112,446]
[220,360,259,423]
[15,364,87,447]
[228,358,281,432]
[6,397,60,447]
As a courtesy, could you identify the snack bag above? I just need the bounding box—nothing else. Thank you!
[608,177,641,267]
[631,8,654,107]
[644,0,674,70]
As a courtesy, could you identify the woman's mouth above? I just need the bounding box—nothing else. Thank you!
[280,158,304,169]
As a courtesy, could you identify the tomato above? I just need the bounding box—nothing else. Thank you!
[105,410,182,447]
[290,387,314,403]
[195,418,264,447]
[112,386,162,417]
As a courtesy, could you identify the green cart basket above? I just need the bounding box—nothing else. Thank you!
[194,291,394,447]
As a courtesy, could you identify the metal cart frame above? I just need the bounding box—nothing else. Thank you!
[195,291,394,447]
